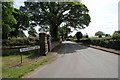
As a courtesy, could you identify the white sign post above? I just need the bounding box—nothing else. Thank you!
[19,46,40,64]
[20,46,40,52]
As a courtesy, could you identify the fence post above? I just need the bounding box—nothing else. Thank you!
[47,34,51,52]
[39,33,48,56]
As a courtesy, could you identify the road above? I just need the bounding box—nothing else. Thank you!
[26,41,118,78]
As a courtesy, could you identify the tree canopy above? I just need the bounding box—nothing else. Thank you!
[28,27,37,37]
[2,2,29,39]
[2,2,17,39]
[9,8,29,38]
[20,2,91,40]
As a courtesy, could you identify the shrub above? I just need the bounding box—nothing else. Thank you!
[2,37,39,46]
[90,38,120,50]
[80,38,90,44]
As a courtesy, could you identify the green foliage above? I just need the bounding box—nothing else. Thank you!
[2,2,17,39]
[76,32,83,41]
[77,37,120,50]
[79,38,90,44]
[112,31,120,39]
[66,37,73,41]
[58,27,71,40]
[28,27,37,37]
[90,38,120,50]
[9,8,29,38]
[20,2,91,39]
[2,3,29,39]
[95,31,105,38]
[2,37,39,46]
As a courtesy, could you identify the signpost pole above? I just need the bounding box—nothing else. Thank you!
[19,46,40,64]
[20,53,22,64]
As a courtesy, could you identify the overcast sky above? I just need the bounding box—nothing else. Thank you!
[13,0,120,37]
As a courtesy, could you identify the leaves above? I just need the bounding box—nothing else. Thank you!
[20,2,91,39]
[28,27,37,37]
[2,2,17,39]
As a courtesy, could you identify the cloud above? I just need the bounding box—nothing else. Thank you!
[79,0,119,36]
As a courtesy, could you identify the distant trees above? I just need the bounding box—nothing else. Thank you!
[95,31,105,38]
[20,2,91,40]
[76,32,83,41]
[105,34,111,37]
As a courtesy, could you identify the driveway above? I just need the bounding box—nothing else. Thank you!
[25,41,118,78]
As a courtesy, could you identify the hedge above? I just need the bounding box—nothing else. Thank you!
[2,37,39,46]
[79,38,120,50]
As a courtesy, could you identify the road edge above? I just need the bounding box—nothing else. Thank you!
[77,42,120,55]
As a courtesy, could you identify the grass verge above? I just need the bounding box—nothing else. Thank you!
[2,56,52,78]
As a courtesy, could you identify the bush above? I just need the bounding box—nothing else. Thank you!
[2,48,40,56]
[80,38,90,44]
[79,37,120,50]
[2,37,39,46]
[90,38,120,50]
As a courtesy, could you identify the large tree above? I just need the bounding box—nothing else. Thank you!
[20,2,91,40]
[9,8,30,38]
[2,2,29,39]
[2,2,17,39]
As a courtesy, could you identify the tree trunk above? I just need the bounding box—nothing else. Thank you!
[50,26,59,41]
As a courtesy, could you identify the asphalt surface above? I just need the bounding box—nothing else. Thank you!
[26,41,118,78]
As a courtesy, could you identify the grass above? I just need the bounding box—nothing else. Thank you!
[2,55,52,78]
[2,55,29,67]
[89,37,112,40]
[0,57,2,77]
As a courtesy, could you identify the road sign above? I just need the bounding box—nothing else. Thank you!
[19,46,40,64]
[20,46,40,52]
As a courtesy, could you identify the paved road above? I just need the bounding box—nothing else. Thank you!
[26,41,118,78]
